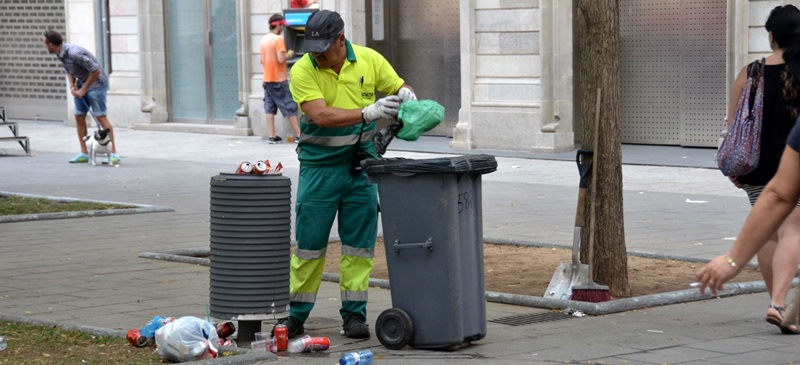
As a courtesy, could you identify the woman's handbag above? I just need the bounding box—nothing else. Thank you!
[717,59,765,177]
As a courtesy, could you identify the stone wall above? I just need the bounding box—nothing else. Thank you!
[107,0,144,127]
[64,0,98,126]
[452,0,573,153]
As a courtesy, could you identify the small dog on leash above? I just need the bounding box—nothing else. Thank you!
[83,128,114,166]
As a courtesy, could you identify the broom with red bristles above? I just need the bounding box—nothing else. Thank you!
[570,88,612,303]
[569,233,611,302]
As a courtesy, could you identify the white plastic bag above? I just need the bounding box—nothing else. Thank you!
[155,316,219,362]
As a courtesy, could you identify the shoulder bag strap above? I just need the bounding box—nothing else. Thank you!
[747,58,765,113]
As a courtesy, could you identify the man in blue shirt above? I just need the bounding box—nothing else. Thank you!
[43,30,119,164]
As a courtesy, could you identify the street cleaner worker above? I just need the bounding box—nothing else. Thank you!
[273,9,416,339]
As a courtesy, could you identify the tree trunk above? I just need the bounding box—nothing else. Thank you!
[575,0,630,297]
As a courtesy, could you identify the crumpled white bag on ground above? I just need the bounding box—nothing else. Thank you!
[155,316,219,362]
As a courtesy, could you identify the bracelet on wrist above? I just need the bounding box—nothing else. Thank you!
[724,252,739,270]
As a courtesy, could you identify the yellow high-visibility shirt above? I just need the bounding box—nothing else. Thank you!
[290,40,405,165]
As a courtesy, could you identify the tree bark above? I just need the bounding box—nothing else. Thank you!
[575,0,630,297]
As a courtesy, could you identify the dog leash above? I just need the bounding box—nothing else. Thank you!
[77,96,103,130]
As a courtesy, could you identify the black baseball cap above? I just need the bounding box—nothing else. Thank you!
[303,10,344,53]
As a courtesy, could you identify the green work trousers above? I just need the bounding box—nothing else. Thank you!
[289,162,378,322]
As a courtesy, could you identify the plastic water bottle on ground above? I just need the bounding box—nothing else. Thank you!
[140,315,174,338]
[0,335,7,351]
[339,349,374,365]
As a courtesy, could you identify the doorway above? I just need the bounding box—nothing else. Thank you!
[365,0,460,137]
[166,0,240,124]
[0,0,67,121]
[618,0,727,147]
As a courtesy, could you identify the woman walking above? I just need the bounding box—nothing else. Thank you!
[723,4,800,334]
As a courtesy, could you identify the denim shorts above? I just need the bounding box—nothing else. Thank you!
[74,83,108,117]
[263,81,298,117]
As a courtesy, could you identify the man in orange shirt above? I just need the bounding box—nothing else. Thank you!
[260,14,301,143]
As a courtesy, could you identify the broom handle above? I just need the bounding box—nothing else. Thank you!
[587,88,601,281]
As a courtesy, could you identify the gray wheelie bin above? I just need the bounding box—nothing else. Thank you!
[362,155,497,351]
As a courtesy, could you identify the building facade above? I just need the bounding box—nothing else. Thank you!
[0,0,792,151]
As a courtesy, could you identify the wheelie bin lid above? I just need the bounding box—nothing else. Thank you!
[362,154,497,175]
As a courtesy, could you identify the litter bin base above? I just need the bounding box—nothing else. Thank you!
[236,320,261,346]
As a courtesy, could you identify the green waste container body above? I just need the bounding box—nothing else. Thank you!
[364,155,496,350]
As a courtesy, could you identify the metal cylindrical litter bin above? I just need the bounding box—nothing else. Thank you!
[363,155,497,350]
[209,173,292,321]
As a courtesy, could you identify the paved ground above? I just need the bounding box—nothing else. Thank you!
[0,121,798,364]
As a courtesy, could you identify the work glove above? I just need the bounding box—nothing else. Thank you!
[397,86,417,103]
[362,95,401,122]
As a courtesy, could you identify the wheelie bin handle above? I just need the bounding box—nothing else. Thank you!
[393,238,434,252]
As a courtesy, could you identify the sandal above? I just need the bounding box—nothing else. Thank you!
[766,304,800,335]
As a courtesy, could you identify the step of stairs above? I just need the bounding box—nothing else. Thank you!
[133,123,252,136]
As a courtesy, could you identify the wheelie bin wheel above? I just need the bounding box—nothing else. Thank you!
[376,308,413,350]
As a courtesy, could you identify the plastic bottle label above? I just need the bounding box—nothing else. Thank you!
[341,349,373,365]
[289,336,330,353]
[306,337,330,351]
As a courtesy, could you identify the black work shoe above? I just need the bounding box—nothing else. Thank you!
[272,316,305,339]
[268,135,282,144]
[342,313,370,339]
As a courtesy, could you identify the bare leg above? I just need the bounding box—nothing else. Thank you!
[770,208,800,307]
[763,207,800,332]
[75,115,89,154]
[757,237,779,299]
[95,116,117,153]
[289,114,301,138]
[266,114,277,138]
